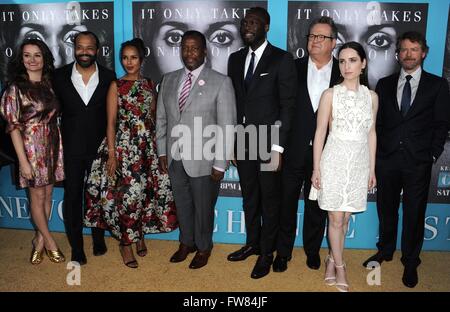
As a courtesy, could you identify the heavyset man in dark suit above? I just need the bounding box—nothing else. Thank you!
[363,31,450,288]
[274,17,341,273]
[227,7,297,279]
[53,31,116,265]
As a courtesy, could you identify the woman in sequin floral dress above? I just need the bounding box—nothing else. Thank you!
[0,39,65,265]
[84,38,177,268]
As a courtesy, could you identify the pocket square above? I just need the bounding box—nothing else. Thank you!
[260,73,269,77]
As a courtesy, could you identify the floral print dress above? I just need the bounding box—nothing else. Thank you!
[84,78,177,243]
[0,83,64,188]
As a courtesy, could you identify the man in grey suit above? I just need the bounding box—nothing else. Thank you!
[156,30,236,269]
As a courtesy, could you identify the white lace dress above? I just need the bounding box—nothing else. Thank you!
[317,84,373,212]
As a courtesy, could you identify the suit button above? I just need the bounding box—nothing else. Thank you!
[399,141,403,145]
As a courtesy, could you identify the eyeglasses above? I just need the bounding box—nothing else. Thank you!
[306,34,334,42]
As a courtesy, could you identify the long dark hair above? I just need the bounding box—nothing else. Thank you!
[337,41,369,87]
[6,39,57,111]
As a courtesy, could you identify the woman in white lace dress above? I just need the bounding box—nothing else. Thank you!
[311,42,378,292]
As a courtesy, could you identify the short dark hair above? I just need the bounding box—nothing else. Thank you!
[181,30,207,50]
[396,31,429,54]
[246,7,270,25]
[74,31,100,50]
[308,16,338,39]
[121,38,145,61]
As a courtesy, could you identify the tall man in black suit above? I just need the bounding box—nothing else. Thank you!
[363,31,450,288]
[53,31,116,265]
[227,7,297,279]
[274,17,340,273]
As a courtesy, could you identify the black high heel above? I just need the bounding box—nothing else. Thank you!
[136,239,147,257]
[119,243,138,268]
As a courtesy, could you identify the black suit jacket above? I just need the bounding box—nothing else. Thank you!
[284,57,340,167]
[376,70,450,163]
[228,43,297,151]
[53,63,116,158]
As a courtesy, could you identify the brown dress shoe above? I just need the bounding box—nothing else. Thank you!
[170,243,197,263]
[189,251,211,269]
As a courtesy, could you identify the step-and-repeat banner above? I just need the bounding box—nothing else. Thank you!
[0,0,449,250]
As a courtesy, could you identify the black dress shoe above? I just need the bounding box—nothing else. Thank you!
[362,252,393,267]
[402,266,418,288]
[251,255,273,279]
[170,243,197,263]
[189,251,211,269]
[71,250,87,265]
[306,254,321,270]
[273,255,291,273]
[227,245,260,262]
[93,243,107,256]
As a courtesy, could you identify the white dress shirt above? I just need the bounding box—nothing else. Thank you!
[307,57,333,146]
[307,57,333,113]
[397,67,421,109]
[244,40,268,79]
[71,62,99,105]
[244,40,283,153]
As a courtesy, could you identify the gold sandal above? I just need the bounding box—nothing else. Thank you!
[45,248,65,263]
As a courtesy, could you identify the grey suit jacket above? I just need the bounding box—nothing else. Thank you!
[156,67,237,177]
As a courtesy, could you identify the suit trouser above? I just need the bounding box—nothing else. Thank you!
[277,147,327,258]
[376,150,432,268]
[236,159,281,255]
[63,155,104,253]
[168,160,220,252]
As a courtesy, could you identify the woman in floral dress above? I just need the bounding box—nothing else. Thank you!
[0,39,65,264]
[84,38,177,268]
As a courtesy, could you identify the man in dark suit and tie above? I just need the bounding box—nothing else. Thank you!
[274,16,341,273]
[53,31,116,265]
[363,31,450,288]
[227,7,297,279]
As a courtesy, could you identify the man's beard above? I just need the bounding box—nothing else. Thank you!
[75,53,97,68]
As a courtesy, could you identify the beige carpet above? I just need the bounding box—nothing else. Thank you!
[0,228,448,292]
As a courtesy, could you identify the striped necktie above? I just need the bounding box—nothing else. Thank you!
[179,72,192,112]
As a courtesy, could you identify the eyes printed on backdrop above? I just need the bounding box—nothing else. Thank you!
[287,1,428,90]
[0,1,115,85]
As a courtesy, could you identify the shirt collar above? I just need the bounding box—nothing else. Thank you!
[400,66,421,81]
[248,40,268,60]
[184,62,205,78]
[308,56,333,72]
[72,62,99,77]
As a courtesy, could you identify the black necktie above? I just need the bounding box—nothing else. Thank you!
[400,75,412,116]
[244,52,255,90]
